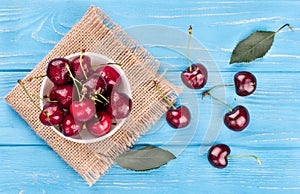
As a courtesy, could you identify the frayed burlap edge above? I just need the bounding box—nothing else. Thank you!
[5,5,181,186]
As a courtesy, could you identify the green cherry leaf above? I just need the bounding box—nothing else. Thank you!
[116,145,176,171]
[230,24,293,64]
[230,31,275,64]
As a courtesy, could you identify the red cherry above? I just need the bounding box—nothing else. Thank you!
[95,66,121,93]
[234,71,257,96]
[224,105,249,131]
[87,111,112,137]
[83,73,107,96]
[39,102,64,126]
[181,63,208,89]
[71,55,93,80]
[166,105,191,129]
[70,98,96,122]
[49,84,73,108]
[208,144,262,168]
[208,144,230,168]
[107,91,132,119]
[46,58,71,86]
[62,113,83,136]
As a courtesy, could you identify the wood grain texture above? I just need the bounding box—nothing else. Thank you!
[1,0,300,193]
[0,146,300,193]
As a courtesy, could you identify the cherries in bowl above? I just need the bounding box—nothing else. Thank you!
[40,52,132,143]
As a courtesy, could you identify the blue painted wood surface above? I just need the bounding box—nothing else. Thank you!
[1,0,300,193]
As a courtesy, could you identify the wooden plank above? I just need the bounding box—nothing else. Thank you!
[0,0,299,71]
[0,145,299,193]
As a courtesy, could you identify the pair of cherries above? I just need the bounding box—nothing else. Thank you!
[39,53,132,138]
[202,71,257,132]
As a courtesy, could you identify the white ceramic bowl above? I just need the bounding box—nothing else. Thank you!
[40,52,131,143]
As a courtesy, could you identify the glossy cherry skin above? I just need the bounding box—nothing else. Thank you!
[107,91,132,119]
[70,98,96,122]
[166,105,191,129]
[71,55,93,80]
[208,144,231,168]
[83,73,107,96]
[49,84,73,108]
[39,102,64,126]
[96,66,121,93]
[62,113,83,136]
[181,63,208,89]
[87,111,112,137]
[234,71,257,96]
[47,58,71,86]
[224,105,249,131]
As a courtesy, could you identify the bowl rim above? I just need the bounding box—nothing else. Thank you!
[40,52,132,143]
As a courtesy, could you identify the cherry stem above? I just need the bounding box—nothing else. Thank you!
[206,93,232,112]
[96,62,123,67]
[33,95,58,103]
[187,25,192,71]
[91,96,103,104]
[96,92,109,103]
[79,50,88,80]
[153,81,177,110]
[26,75,47,82]
[18,80,41,111]
[65,64,81,99]
[202,83,235,99]
[107,62,122,66]
[227,154,262,165]
[276,23,293,33]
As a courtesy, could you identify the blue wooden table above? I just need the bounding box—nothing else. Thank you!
[1,0,300,193]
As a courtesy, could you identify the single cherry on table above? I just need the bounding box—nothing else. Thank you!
[224,105,249,131]
[166,105,191,129]
[208,144,231,168]
[181,63,208,89]
[202,71,257,98]
[234,71,257,96]
[181,26,208,90]
[208,144,262,168]
[202,90,251,132]
[153,81,191,129]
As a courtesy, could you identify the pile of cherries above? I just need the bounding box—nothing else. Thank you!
[39,52,132,138]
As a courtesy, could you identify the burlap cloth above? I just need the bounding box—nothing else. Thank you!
[5,6,181,186]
